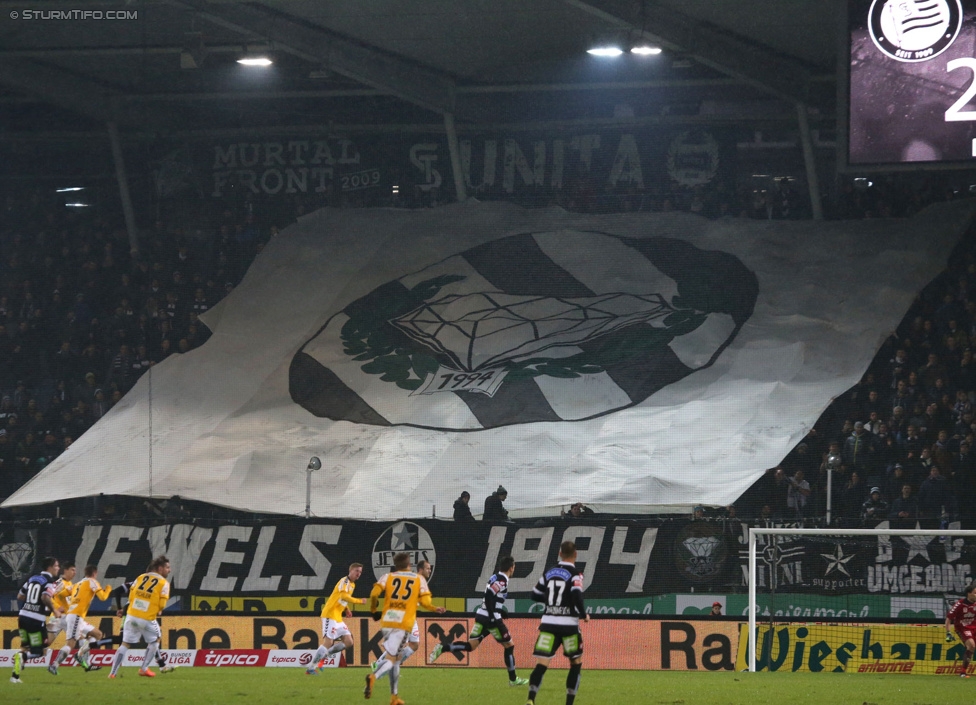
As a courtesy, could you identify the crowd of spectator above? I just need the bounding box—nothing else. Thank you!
[736,224,976,526]
[0,192,272,503]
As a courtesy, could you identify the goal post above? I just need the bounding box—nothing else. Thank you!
[747,527,976,673]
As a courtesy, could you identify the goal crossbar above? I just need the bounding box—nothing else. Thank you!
[746,527,976,672]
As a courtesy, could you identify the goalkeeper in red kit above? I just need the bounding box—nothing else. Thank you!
[945,581,976,678]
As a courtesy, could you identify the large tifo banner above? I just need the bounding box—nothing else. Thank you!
[3,201,972,518]
[2,519,975,602]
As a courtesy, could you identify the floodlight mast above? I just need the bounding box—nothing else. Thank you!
[746,527,976,673]
[304,456,321,518]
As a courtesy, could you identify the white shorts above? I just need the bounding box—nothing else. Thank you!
[321,618,352,641]
[122,615,161,645]
[408,621,420,644]
[65,614,95,641]
[46,616,65,636]
[381,628,408,657]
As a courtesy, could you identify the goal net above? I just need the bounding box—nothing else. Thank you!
[745,526,976,675]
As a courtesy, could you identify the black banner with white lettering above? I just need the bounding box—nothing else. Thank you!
[190,128,736,203]
[0,518,741,597]
[4,518,972,598]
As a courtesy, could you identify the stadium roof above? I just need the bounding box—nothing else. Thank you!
[0,0,839,136]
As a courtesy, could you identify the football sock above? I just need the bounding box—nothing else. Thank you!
[965,650,973,670]
[374,656,394,680]
[326,642,346,656]
[110,645,128,676]
[389,663,400,694]
[565,662,582,705]
[449,642,472,653]
[312,645,328,663]
[398,645,415,664]
[528,663,547,701]
[142,642,159,671]
[56,646,71,666]
[504,646,516,681]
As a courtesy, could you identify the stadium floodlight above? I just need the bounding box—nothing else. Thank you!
[238,54,273,67]
[630,44,662,56]
[64,203,90,207]
[746,527,976,673]
[587,45,624,57]
[304,456,321,518]
[55,187,84,193]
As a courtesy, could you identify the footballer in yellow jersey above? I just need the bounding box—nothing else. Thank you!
[109,555,171,679]
[306,563,366,675]
[46,561,76,645]
[54,565,111,671]
[364,553,445,701]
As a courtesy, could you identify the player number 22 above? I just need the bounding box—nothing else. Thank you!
[945,59,976,122]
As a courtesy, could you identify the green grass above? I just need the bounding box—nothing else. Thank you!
[4,666,974,705]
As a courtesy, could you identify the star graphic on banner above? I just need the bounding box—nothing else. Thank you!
[900,523,933,562]
[821,544,854,577]
[392,523,416,551]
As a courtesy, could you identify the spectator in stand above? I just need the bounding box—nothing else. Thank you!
[52,340,78,382]
[955,410,975,440]
[859,390,882,423]
[957,349,976,392]
[863,410,883,435]
[769,467,790,519]
[933,429,954,477]
[107,344,133,392]
[131,344,151,377]
[861,487,888,525]
[38,430,61,467]
[840,470,867,522]
[873,423,898,471]
[957,439,976,470]
[889,348,910,390]
[889,484,919,522]
[917,465,955,519]
[0,395,16,427]
[882,463,909,503]
[453,491,474,522]
[91,389,109,421]
[561,502,595,520]
[74,371,98,407]
[483,486,509,523]
[15,431,39,482]
[899,423,923,457]
[918,352,946,396]
[786,470,811,520]
[843,421,872,473]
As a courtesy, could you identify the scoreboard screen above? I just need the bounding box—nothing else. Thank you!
[849,0,976,165]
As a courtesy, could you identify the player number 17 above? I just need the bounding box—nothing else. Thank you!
[547,579,566,605]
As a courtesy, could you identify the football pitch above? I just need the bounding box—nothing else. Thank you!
[3,667,973,705]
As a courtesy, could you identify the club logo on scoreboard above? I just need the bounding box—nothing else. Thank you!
[868,0,962,63]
